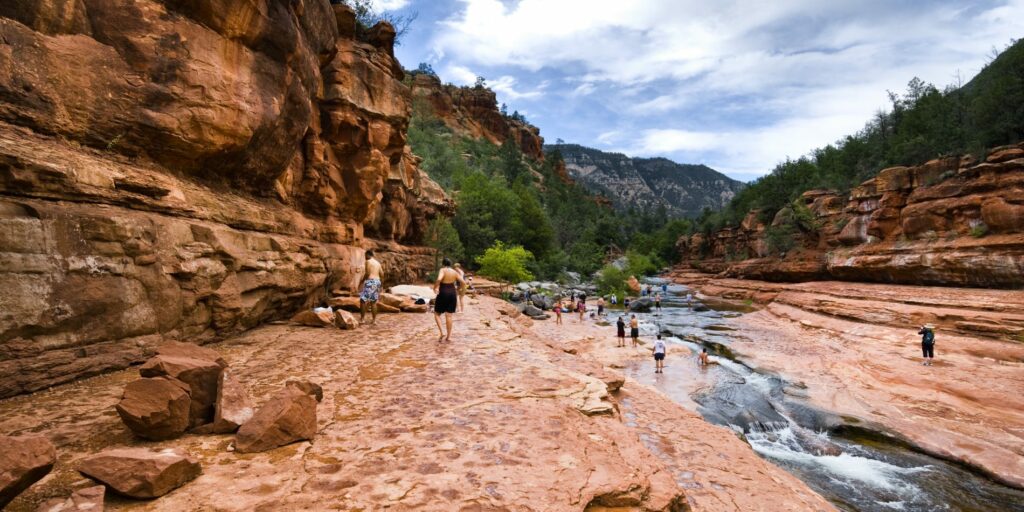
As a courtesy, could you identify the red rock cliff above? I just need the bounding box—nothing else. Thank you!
[0,1,453,398]
[678,145,1024,288]
[410,73,545,160]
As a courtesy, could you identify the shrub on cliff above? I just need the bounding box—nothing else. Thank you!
[476,242,534,288]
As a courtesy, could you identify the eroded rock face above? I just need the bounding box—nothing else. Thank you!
[115,377,192,441]
[0,434,56,508]
[0,1,453,399]
[77,448,201,499]
[678,146,1024,288]
[410,73,545,160]
[234,387,318,453]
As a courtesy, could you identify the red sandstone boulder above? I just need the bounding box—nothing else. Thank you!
[0,434,56,508]
[155,341,227,368]
[379,293,410,310]
[286,379,324,403]
[77,448,200,499]
[115,377,192,440]
[328,296,362,312]
[334,309,359,329]
[401,303,428,313]
[208,371,254,434]
[35,485,105,512]
[139,356,223,428]
[290,310,337,328]
[234,388,318,453]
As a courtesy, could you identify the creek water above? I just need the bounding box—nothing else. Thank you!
[617,279,1024,512]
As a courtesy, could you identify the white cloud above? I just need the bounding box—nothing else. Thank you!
[489,76,544,100]
[373,0,410,10]
[442,64,478,86]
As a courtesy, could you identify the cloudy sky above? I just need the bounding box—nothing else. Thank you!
[380,0,1023,181]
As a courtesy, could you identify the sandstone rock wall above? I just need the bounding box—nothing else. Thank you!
[678,145,1024,288]
[409,73,545,161]
[0,1,453,398]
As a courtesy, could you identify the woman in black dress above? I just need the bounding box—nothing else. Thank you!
[433,258,466,342]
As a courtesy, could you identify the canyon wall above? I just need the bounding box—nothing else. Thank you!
[409,73,545,161]
[678,144,1024,288]
[0,1,453,398]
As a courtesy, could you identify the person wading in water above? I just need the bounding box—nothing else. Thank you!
[359,249,383,326]
[433,258,466,342]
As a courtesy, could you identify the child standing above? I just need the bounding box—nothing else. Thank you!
[652,335,667,373]
[577,299,586,323]
[554,301,563,325]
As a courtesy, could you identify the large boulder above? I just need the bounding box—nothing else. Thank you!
[334,310,359,330]
[379,293,410,310]
[139,355,223,428]
[328,296,363,312]
[207,370,254,435]
[234,387,318,453]
[285,380,324,403]
[389,285,435,300]
[0,434,56,508]
[77,448,201,499]
[531,294,554,310]
[290,310,337,328]
[36,485,105,512]
[628,297,654,312]
[115,377,192,440]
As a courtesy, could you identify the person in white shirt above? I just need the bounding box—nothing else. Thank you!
[652,334,667,373]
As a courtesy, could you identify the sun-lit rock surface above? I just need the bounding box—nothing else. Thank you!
[0,295,834,511]
[671,271,1024,489]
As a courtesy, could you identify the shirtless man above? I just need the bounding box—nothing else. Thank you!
[359,249,383,325]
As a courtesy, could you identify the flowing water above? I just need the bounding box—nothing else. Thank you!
[618,279,1024,512]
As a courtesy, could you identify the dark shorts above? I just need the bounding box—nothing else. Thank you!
[598,306,604,314]
[630,327,639,338]
[617,327,625,337]
[922,343,934,358]
[654,352,665,361]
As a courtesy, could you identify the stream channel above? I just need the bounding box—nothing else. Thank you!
[619,278,1024,512]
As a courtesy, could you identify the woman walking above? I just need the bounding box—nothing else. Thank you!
[433,258,466,342]
[454,263,467,312]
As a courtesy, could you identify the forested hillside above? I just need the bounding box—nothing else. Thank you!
[698,38,1024,232]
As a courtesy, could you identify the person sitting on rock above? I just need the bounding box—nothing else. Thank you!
[359,250,383,326]
[630,315,640,348]
[610,294,618,305]
[919,323,936,366]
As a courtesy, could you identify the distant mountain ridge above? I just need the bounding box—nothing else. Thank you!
[546,144,745,217]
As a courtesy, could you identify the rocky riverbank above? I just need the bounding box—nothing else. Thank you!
[0,294,833,511]
[668,270,1024,490]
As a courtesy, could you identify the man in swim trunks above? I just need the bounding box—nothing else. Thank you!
[616,316,626,347]
[630,314,640,348]
[359,249,383,326]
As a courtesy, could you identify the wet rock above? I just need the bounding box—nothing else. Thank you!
[531,294,554,310]
[115,377,191,440]
[375,302,401,314]
[35,485,105,512]
[388,285,436,300]
[379,293,410,310]
[208,371,254,434]
[139,355,223,428]
[78,448,200,499]
[235,388,318,453]
[628,297,654,312]
[334,310,359,329]
[155,341,227,368]
[400,303,428,313]
[290,310,337,328]
[0,434,56,509]
[329,296,363,312]
[286,380,324,403]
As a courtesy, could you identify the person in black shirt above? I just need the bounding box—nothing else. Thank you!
[918,323,936,366]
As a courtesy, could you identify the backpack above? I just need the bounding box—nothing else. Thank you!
[923,330,935,344]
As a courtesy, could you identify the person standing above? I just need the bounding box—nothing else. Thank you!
[654,293,662,313]
[652,335,667,373]
[662,283,668,294]
[554,299,563,325]
[454,263,467,312]
[630,314,640,348]
[919,323,936,366]
[616,316,626,347]
[577,298,586,323]
[433,258,466,342]
[359,249,383,326]
[597,296,605,317]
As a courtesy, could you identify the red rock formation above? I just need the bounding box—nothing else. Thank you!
[678,144,1024,288]
[0,2,454,398]
[410,73,545,160]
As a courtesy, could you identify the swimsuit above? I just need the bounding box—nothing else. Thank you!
[617,322,625,337]
[360,278,381,302]
[435,282,458,314]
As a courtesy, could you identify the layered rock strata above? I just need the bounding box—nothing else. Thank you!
[0,1,453,398]
[678,145,1024,288]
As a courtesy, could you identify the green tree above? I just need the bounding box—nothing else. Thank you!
[476,242,534,290]
[424,217,464,269]
[595,264,629,297]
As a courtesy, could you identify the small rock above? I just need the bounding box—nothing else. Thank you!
[140,355,223,428]
[334,309,359,329]
[35,485,105,512]
[77,448,200,499]
[400,303,428,313]
[0,434,57,509]
[115,377,192,440]
[375,302,401,314]
[234,388,318,453]
[290,310,337,328]
[209,370,254,434]
[286,379,324,402]
[155,341,227,368]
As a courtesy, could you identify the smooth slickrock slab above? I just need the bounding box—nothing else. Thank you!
[155,341,228,368]
[77,448,200,499]
[35,485,105,511]
[234,388,317,453]
[0,434,56,508]
[140,355,223,428]
[115,377,191,440]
